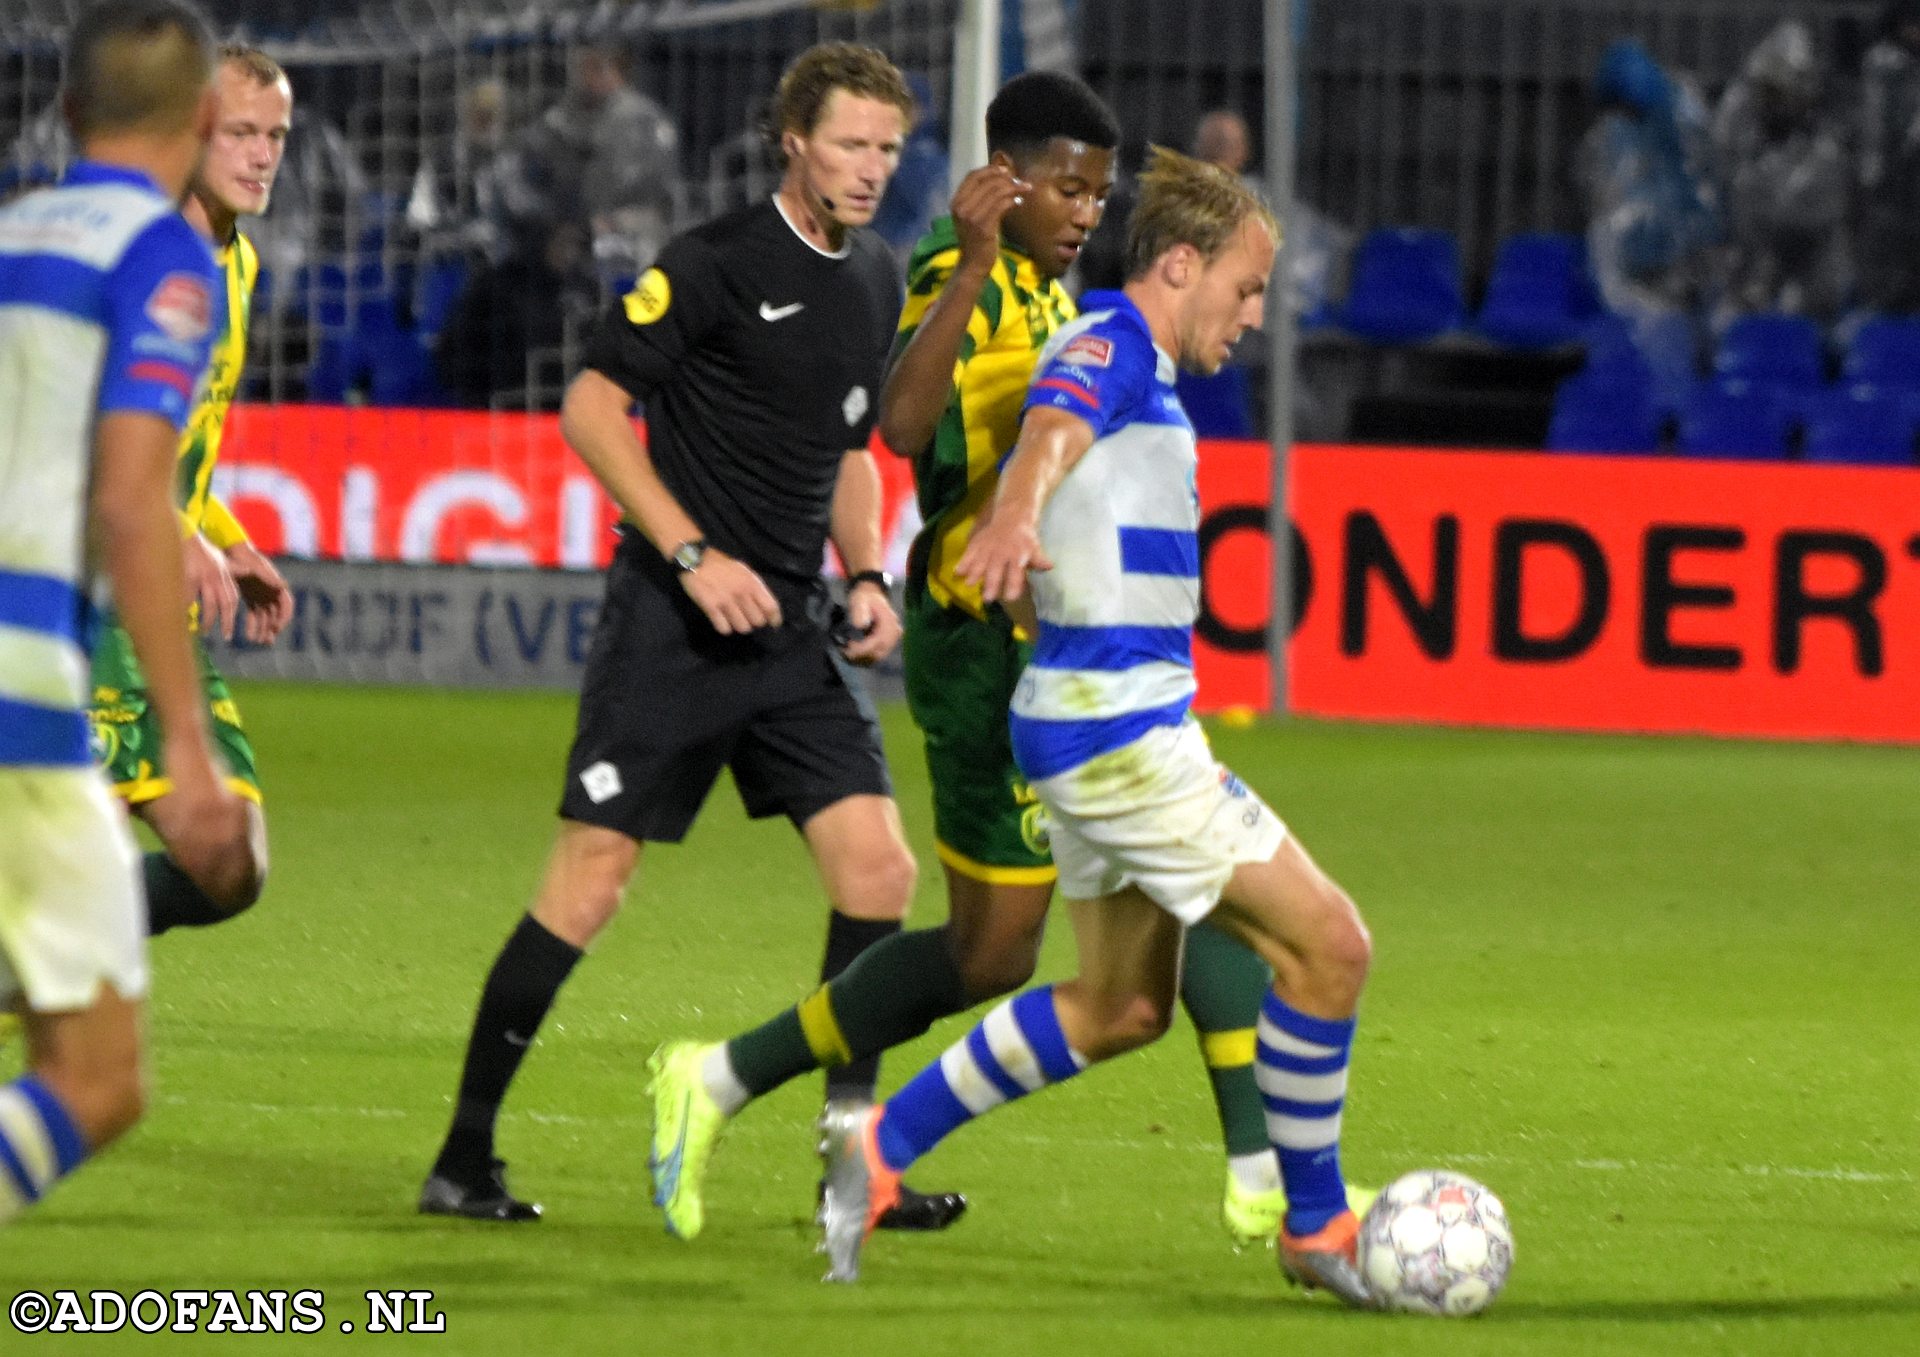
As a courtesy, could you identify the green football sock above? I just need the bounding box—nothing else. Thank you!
[724,926,970,1099]
[1180,919,1274,1158]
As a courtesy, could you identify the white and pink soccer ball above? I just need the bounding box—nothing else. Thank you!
[1358,1169,1514,1316]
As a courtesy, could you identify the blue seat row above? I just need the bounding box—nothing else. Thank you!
[1325,228,1600,349]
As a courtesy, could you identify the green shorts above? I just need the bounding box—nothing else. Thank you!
[88,621,261,806]
[902,587,1053,884]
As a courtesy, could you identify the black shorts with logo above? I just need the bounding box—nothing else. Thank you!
[559,532,890,843]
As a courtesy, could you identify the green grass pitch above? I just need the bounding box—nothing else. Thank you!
[4,682,1916,1354]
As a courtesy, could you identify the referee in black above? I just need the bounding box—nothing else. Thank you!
[421,42,959,1232]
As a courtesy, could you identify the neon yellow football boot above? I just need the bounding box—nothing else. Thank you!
[645,1040,731,1240]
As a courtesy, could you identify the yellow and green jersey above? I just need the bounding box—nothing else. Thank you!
[898,216,1074,620]
[175,229,257,549]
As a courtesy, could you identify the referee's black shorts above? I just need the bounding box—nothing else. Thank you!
[558,533,891,843]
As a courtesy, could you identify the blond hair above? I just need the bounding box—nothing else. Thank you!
[1123,145,1279,280]
[768,42,914,159]
[218,42,287,89]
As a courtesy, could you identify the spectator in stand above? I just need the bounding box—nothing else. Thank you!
[1712,21,1852,324]
[405,77,511,263]
[494,40,682,283]
[433,215,598,411]
[1857,1,1920,313]
[1192,108,1264,198]
[872,73,951,263]
[1576,39,1721,376]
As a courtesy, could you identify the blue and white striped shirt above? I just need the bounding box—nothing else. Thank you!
[1008,291,1200,781]
[0,161,217,767]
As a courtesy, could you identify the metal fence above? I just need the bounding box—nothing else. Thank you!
[1079,0,1883,284]
[2,0,1891,400]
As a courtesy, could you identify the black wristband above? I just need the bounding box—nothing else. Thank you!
[847,569,894,593]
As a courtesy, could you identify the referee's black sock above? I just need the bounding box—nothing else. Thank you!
[433,913,581,1180]
[144,852,231,935]
[820,911,900,1104]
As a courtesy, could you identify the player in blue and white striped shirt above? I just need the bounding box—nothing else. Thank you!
[0,0,249,1226]
[821,147,1378,1306]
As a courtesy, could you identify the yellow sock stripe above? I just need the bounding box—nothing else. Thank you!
[0,1088,54,1192]
[933,839,1057,887]
[1200,1027,1258,1069]
[797,988,852,1069]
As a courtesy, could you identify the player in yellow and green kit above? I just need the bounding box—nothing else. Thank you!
[90,44,295,936]
[647,72,1320,1248]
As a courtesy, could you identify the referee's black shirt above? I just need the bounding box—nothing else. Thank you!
[582,197,903,597]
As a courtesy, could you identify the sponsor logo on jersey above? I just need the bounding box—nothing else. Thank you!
[759,300,805,321]
[145,272,213,343]
[623,268,671,325]
[843,385,869,426]
[1060,335,1112,368]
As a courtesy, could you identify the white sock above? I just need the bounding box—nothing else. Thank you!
[700,1044,751,1117]
[1229,1150,1282,1195]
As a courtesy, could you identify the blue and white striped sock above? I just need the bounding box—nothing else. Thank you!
[876,986,1086,1172]
[1256,991,1355,1237]
[0,1076,88,1223]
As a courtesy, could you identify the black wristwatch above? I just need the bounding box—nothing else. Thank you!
[847,569,894,594]
[671,538,707,573]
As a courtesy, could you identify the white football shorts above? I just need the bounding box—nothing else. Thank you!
[0,768,147,1012]
[1033,718,1287,924]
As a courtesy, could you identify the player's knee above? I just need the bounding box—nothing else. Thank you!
[1309,887,1372,1005]
[834,843,917,921]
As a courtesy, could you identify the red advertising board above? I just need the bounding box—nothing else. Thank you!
[217,408,1920,742]
[1199,442,1920,743]
[216,404,919,570]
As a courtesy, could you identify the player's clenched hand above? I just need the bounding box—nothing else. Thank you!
[226,540,294,646]
[839,579,901,666]
[950,164,1030,271]
[186,532,240,640]
[148,733,249,891]
[956,514,1052,604]
[680,549,783,634]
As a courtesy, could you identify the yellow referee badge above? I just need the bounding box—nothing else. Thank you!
[623,267,671,325]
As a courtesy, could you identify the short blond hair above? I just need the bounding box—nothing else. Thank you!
[218,42,287,89]
[1123,145,1279,280]
[768,42,914,158]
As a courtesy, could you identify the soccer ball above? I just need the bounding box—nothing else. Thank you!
[1357,1169,1513,1316]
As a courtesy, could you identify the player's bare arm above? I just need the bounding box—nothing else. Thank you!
[91,410,248,884]
[829,446,901,665]
[560,368,781,634]
[878,164,1028,456]
[955,405,1096,602]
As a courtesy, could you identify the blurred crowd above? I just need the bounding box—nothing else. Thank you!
[1579,2,1920,361]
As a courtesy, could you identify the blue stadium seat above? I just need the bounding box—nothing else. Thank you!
[305,334,360,403]
[1800,386,1917,466]
[1176,365,1256,437]
[1338,228,1466,344]
[1676,382,1791,459]
[1545,373,1662,454]
[1713,313,1825,388]
[1841,316,1920,390]
[1475,233,1596,349]
[415,255,472,338]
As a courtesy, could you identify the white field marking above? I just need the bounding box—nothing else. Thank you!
[154,1095,1915,1185]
